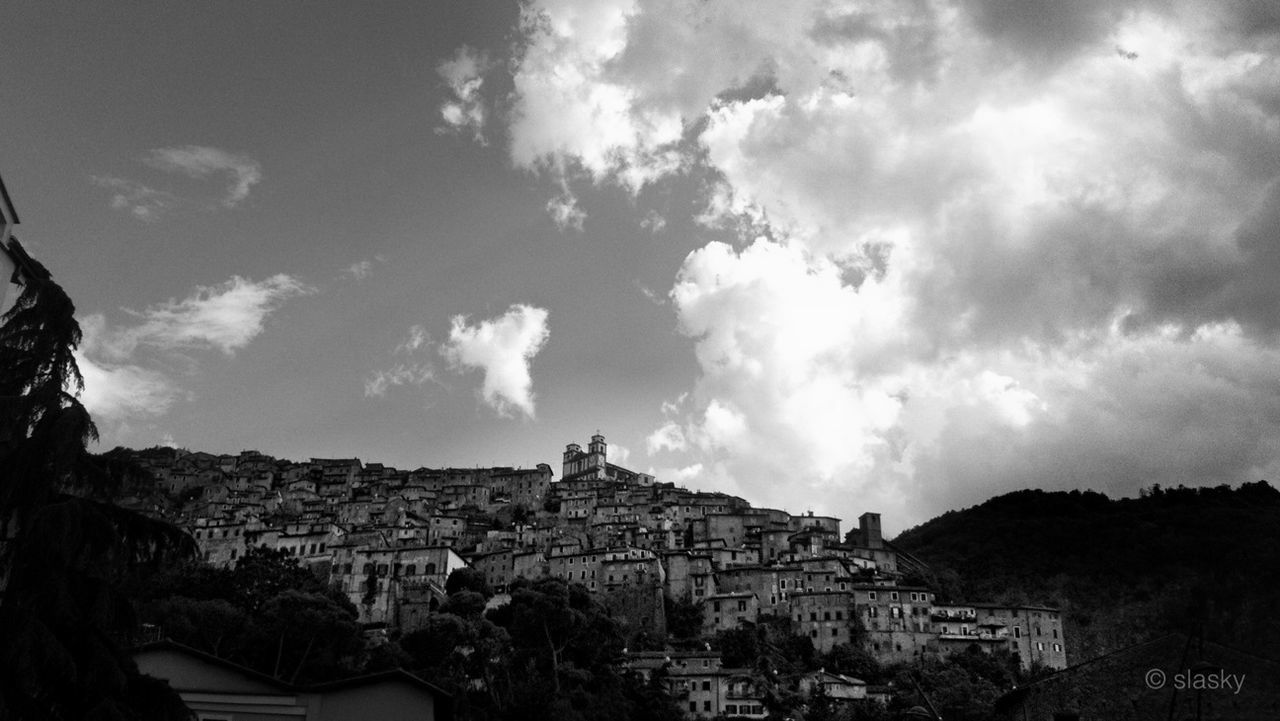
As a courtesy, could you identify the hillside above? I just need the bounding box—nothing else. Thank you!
[891,482,1280,665]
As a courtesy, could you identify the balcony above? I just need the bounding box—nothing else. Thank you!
[930,609,977,622]
[938,630,1008,642]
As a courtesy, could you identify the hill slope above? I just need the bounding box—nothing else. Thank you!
[891,482,1280,664]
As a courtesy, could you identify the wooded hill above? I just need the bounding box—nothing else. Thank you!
[891,482,1280,665]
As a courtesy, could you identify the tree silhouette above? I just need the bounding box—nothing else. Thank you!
[0,238,195,720]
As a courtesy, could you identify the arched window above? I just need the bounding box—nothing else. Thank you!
[405,564,417,576]
[425,562,437,575]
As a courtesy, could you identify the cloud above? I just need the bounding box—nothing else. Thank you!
[437,46,493,142]
[364,325,437,397]
[95,146,264,218]
[482,0,1280,530]
[441,304,550,419]
[91,176,174,221]
[546,188,586,232]
[145,145,263,207]
[91,275,313,358]
[75,349,181,422]
[74,274,310,429]
[609,442,632,466]
[344,260,374,280]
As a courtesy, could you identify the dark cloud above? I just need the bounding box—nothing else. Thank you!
[809,3,946,86]
[960,0,1157,68]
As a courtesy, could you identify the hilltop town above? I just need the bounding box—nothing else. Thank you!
[110,432,1068,716]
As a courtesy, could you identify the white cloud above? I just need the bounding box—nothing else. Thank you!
[75,349,180,422]
[546,189,586,232]
[145,145,263,207]
[91,176,174,221]
[74,274,309,428]
[487,1,1280,529]
[364,325,437,397]
[98,275,312,358]
[364,364,436,397]
[436,46,493,142]
[646,421,686,453]
[344,260,374,280]
[609,442,632,466]
[441,304,550,419]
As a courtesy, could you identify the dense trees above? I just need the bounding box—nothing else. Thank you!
[136,546,364,684]
[397,575,685,721]
[0,239,195,720]
[893,484,1280,661]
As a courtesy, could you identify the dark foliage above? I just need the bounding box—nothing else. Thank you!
[662,594,703,640]
[400,576,685,721]
[892,484,1280,662]
[135,546,363,684]
[445,567,493,598]
[0,239,196,720]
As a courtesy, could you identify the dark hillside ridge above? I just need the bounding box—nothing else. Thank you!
[891,482,1280,663]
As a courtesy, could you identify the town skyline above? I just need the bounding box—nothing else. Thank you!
[3,1,1279,533]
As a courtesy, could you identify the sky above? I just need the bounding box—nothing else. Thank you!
[3,1,1279,534]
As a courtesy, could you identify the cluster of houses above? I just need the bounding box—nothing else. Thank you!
[121,433,1068,719]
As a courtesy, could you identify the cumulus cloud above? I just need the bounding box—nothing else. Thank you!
[437,46,493,142]
[441,304,550,419]
[145,145,263,207]
[486,0,1280,529]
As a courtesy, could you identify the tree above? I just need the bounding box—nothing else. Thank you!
[445,567,493,598]
[0,238,196,720]
[662,594,703,640]
[134,545,363,683]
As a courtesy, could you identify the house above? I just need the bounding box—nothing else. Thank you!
[133,639,451,721]
[796,670,870,701]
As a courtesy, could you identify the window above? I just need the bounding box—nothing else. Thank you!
[832,628,839,636]
[726,705,738,714]
[810,612,817,621]
[1053,628,1059,639]
[704,701,711,712]
[835,611,843,620]
[1037,642,1045,651]
[811,629,818,638]
[714,601,722,612]
[1054,643,1062,652]
[868,591,877,601]
[824,611,831,621]
[1014,627,1021,638]
[702,681,711,691]
[689,702,696,712]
